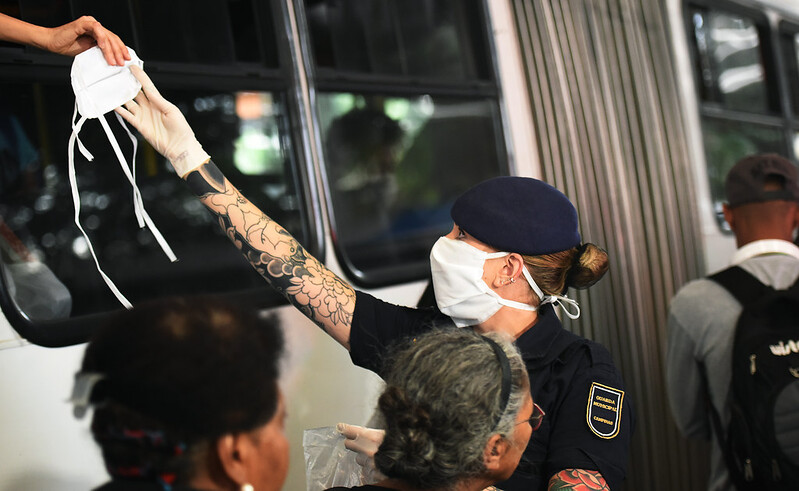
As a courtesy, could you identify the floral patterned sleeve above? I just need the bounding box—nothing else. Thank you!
[183,161,356,348]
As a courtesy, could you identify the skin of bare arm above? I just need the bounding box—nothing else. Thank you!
[548,469,609,491]
[0,13,129,65]
[183,162,356,349]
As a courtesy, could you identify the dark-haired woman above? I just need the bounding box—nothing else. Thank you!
[73,296,287,491]
[116,66,633,491]
[328,329,536,491]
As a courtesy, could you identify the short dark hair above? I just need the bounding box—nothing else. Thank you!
[81,296,283,484]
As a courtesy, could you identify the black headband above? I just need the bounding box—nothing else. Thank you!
[483,336,512,428]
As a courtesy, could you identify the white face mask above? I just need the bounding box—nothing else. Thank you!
[68,46,176,309]
[430,237,538,327]
[430,236,581,327]
[72,46,143,119]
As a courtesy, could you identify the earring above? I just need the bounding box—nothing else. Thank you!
[241,484,254,491]
[510,277,516,283]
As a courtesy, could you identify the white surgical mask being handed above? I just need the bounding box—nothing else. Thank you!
[430,236,580,328]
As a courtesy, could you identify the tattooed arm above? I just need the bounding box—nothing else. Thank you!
[183,162,355,347]
[548,469,609,491]
[117,66,356,348]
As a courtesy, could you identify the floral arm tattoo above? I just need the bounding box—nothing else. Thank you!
[548,469,609,491]
[184,161,356,348]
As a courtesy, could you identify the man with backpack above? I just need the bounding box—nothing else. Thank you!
[666,153,799,490]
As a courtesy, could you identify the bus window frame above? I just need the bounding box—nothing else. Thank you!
[778,19,799,137]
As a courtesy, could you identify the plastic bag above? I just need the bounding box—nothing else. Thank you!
[303,426,367,491]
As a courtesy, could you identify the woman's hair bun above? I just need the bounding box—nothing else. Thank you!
[567,243,609,289]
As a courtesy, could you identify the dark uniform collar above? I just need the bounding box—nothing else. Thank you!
[515,304,582,368]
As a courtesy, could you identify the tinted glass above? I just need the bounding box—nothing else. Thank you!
[700,116,784,231]
[131,0,271,66]
[72,0,136,45]
[690,8,770,113]
[0,82,304,320]
[305,0,490,81]
[317,92,504,284]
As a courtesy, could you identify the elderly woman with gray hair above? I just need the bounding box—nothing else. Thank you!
[326,328,538,491]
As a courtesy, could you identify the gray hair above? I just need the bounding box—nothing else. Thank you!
[374,328,528,488]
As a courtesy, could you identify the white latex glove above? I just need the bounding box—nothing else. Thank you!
[115,65,210,177]
[337,423,386,483]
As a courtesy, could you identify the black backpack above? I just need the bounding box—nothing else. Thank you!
[708,266,799,490]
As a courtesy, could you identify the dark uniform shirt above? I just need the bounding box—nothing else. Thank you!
[349,290,633,491]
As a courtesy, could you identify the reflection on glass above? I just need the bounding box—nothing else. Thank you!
[233,92,286,175]
[0,83,303,320]
[700,116,783,231]
[317,92,504,281]
[691,9,769,112]
[305,0,490,81]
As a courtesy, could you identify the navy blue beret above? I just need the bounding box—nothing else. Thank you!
[450,176,581,255]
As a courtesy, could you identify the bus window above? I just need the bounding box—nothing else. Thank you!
[316,92,503,284]
[305,0,491,81]
[0,1,309,346]
[686,1,795,232]
[305,0,508,286]
[794,33,799,116]
[689,7,770,113]
[129,0,274,66]
[0,84,305,332]
[782,25,799,155]
[697,118,783,231]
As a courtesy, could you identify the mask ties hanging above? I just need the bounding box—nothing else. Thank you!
[71,103,94,162]
[97,113,176,262]
[68,112,132,309]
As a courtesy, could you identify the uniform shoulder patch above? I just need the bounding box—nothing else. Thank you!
[586,382,624,439]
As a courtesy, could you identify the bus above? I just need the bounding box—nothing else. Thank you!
[1,0,797,489]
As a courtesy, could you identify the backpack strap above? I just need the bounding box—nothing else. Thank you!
[708,265,774,306]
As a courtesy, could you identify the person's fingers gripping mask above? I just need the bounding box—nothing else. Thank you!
[69,46,176,308]
[116,65,210,177]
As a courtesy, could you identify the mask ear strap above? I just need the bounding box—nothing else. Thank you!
[520,266,581,319]
[69,114,133,309]
[98,114,177,262]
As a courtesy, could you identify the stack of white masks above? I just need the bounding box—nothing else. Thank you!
[69,46,176,308]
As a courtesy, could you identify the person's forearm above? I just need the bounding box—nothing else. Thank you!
[183,161,356,348]
[0,13,48,49]
[548,469,609,490]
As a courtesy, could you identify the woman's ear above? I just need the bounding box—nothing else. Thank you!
[489,253,525,288]
[482,434,509,471]
[216,433,251,487]
[506,253,527,280]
